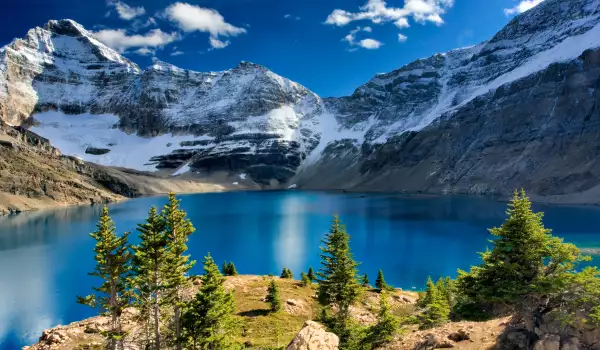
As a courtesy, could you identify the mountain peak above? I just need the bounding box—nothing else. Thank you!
[43,19,90,38]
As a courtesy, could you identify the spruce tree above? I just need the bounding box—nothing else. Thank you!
[280,267,293,279]
[77,206,132,350]
[418,277,436,308]
[300,272,311,287]
[222,261,229,275]
[361,273,370,288]
[307,266,316,282]
[317,216,361,347]
[420,283,450,329]
[182,254,238,350]
[266,279,281,312]
[162,193,196,350]
[227,262,238,276]
[375,270,387,292]
[455,190,591,327]
[364,291,401,348]
[132,206,167,349]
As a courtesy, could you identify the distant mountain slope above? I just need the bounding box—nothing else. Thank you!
[2,0,600,200]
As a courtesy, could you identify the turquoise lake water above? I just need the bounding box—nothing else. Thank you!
[0,191,599,349]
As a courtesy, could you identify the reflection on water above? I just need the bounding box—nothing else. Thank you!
[0,191,599,349]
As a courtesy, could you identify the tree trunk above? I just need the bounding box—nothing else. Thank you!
[175,304,182,350]
[153,265,161,350]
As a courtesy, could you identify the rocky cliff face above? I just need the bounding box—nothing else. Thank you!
[2,0,600,197]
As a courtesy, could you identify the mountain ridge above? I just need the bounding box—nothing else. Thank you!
[2,0,600,200]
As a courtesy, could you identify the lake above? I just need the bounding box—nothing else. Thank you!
[1,191,599,349]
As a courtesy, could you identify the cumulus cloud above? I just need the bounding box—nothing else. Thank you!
[107,1,146,20]
[343,26,383,50]
[504,0,545,15]
[209,36,230,49]
[359,38,383,49]
[164,2,246,37]
[325,0,454,27]
[170,50,184,56]
[133,47,154,56]
[398,33,408,42]
[95,28,179,52]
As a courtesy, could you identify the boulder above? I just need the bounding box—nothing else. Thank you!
[533,334,560,350]
[286,320,339,350]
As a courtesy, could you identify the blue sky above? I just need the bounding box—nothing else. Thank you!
[1,0,544,97]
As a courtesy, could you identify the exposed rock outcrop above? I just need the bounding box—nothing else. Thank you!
[286,321,339,350]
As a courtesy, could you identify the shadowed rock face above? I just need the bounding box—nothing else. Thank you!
[2,0,600,198]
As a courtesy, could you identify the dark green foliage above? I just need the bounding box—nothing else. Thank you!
[375,270,387,292]
[363,292,402,348]
[417,277,436,308]
[360,273,370,288]
[182,254,238,350]
[317,216,362,349]
[222,262,238,276]
[307,267,316,282]
[131,206,168,349]
[162,193,196,350]
[280,267,293,279]
[320,309,369,350]
[317,215,361,309]
[266,279,281,312]
[77,206,132,350]
[455,190,600,330]
[420,280,450,329]
[300,272,311,287]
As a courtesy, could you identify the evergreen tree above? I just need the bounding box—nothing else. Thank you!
[77,206,132,350]
[222,261,229,275]
[162,193,196,350]
[266,279,281,312]
[300,272,311,287]
[182,254,238,350]
[131,206,168,349]
[375,270,387,292]
[455,190,594,328]
[226,262,238,276]
[364,291,401,348]
[418,277,436,308]
[420,282,450,329]
[361,273,370,288]
[287,268,294,279]
[307,266,316,282]
[280,267,293,279]
[317,216,361,347]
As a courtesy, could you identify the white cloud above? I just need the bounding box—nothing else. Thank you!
[133,47,154,56]
[107,1,146,20]
[209,36,230,49]
[95,28,179,52]
[359,38,383,49]
[325,0,454,27]
[343,27,383,50]
[170,50,185,56]
[284,14,292,19]
[164,2,246,37]
[504,0,545,15]
[398,33,408,42]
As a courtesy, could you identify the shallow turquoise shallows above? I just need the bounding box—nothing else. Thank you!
[1,191,599,349]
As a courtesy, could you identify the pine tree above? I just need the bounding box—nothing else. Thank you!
[222,261,229,275]
[455,190,591,327]
[361,273,370,288]
[77,206,132,350]
[131,206,168,349]
[418,277,436,308]
[280,267,293,279]
[420,282,450,329]
[364,291,401,348]
[182,254,238,350]
[317,216,362,347]
[162,193,196,350]
[266,279,281,312]
[301,272,311,287]
[375,270,387,292]
[227,262,238,276]
[307,266,316,281]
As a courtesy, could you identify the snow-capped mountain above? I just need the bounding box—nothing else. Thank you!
[2,0,600,196]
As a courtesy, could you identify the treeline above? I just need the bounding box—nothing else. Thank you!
[78,190,600,350]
